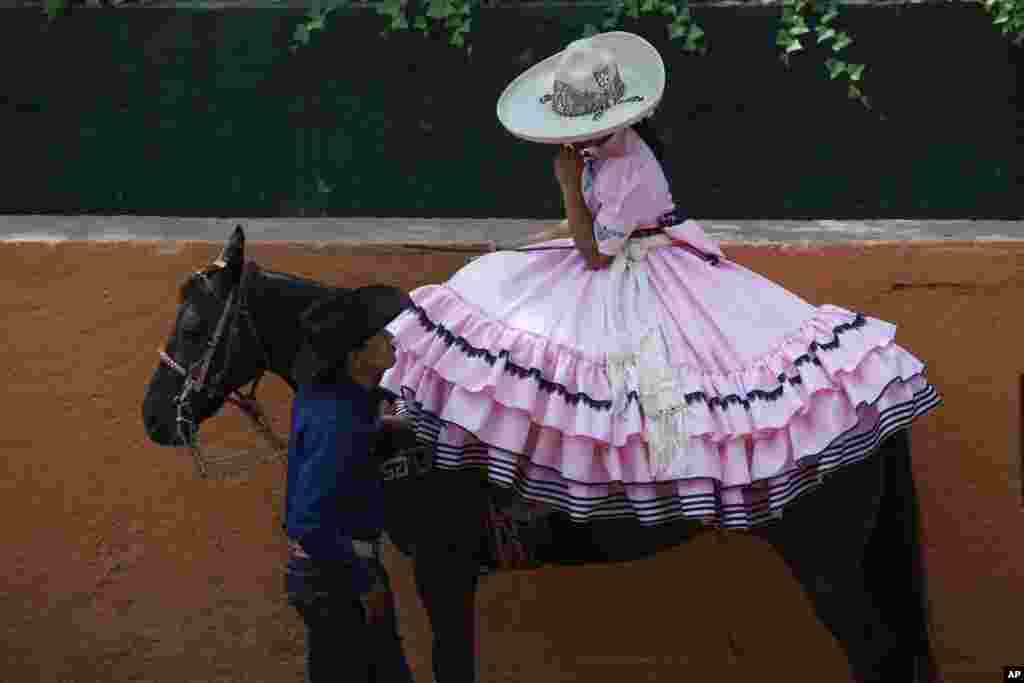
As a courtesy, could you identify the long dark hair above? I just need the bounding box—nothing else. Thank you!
[631,117,678,205]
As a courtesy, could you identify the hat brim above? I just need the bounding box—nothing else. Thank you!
[497,32,665,145]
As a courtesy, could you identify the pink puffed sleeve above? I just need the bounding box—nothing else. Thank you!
[590,155,673,257]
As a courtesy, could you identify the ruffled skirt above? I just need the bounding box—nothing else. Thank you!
[381,230,940,529]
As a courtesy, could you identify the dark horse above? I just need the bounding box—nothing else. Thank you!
[142,227,938,683]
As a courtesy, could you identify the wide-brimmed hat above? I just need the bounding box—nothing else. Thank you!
[292,285,412,385]
[497,31,665,145]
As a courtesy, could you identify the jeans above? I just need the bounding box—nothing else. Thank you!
[285,555,414,683]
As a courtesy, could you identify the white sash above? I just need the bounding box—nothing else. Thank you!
[604,234,691,476]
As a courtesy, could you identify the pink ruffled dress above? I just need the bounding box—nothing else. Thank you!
[381,127,941,528]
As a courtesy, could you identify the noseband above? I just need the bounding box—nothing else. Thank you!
[158,261,276,478]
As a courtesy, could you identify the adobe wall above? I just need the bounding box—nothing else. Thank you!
[2,239,1020,682]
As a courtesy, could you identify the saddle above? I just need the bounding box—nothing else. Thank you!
[370,423,551,572]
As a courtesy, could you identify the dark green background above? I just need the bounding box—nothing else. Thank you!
[1,4,1019,218]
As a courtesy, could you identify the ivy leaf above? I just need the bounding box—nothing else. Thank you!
[625,0,641,18]
[785,38,803,54]
[832,32,852,51]
[816,26,836,43]
[661,2,677,16]
[378,0,403,16]
[821,8,839,24]
[414,15,428,30]
[391,14,409,29]
[847,83,862,99]
[427,0,454,19]
[598,3,618,30]
[43,0,66,21]
[450,32,464,48]
[293,23,311,44]
[669,21,689,40]
[847,63,865,81]
[688,25,705,40]
[790,21,811,36]
[641,0,657,12]
[825,58,846,79]
[776,28,792,47]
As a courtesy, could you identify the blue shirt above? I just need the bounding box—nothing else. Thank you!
[283,379,383,593]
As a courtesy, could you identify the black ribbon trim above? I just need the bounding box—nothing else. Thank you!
[591,95,645,121]
[538,93,646,122]
[410,304,868,413]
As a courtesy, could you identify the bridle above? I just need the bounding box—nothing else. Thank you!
[158,261,278,478]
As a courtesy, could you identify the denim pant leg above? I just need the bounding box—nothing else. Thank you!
[287,556,369,683]
[366,558,415,683]
[286,555,415,683]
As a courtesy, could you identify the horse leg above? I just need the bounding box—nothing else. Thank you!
[862,430,938,682]
[755,448,893,683]
[411,466,489,683]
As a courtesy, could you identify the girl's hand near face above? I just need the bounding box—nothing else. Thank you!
[553,145,585,189]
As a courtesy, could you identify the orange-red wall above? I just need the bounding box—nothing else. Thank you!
[2,240,1020,682]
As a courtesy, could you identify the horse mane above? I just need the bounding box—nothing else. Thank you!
[176,265,340,305]
[259,268,345,301]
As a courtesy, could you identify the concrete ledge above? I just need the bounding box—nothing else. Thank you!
[3,215,1023,245]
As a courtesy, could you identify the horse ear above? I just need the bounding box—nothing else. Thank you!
[213,225,245,278]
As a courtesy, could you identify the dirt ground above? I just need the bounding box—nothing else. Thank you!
[2,239,1022,682]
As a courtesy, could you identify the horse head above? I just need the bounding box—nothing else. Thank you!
[141,225,273,447]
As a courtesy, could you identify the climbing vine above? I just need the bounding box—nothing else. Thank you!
[776,0,868,107]
[984,0,1024,44]
[293,0,473,53]
[40,0,1024,110]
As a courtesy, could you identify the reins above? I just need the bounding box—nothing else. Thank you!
[159,261,286,479]
[157,230,718,480]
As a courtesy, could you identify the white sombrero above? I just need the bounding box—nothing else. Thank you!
[497,31,665,145]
